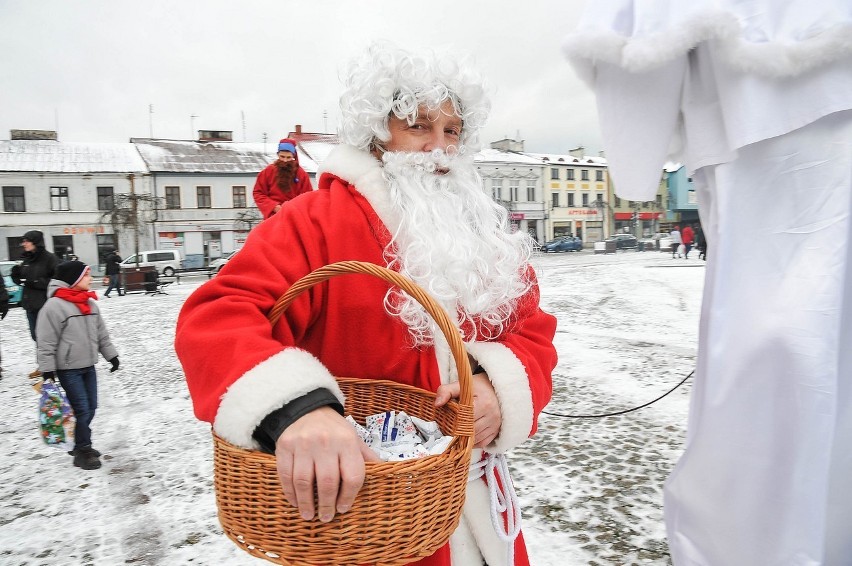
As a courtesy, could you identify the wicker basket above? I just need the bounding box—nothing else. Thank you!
[212,261,474,565]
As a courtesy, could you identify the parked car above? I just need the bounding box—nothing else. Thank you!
[208,250,239,273]
[605,234,639,249]
[120,249,183,277]
[0,261,23,307]
[541,236,583,253]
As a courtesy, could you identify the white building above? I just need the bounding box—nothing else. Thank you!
[131,134,316,268]
[0,131,152,271]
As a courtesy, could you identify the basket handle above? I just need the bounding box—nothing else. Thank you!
[267,261,472,407]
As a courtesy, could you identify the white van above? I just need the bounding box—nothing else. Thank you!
[120,249,183,277]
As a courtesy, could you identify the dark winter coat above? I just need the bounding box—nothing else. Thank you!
[11,231,60,312]
[105,252,123,275]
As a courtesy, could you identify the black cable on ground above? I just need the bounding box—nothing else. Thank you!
[541,370,694,419]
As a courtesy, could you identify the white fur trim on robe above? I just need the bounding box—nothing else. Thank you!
[451,454,512,566]
[466,341,534,454]
[213,348,345,449]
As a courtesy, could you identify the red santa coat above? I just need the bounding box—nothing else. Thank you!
[175,145,557,566]
[252,161,314,219]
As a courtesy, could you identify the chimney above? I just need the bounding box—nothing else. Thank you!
[197,130,233,142]
[11,129,58,141]
[569,145,585,158]
[295,124,302,135]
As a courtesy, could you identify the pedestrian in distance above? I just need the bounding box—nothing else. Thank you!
[176,43,557,566]
[10,230,59,378]
[36,260,119,470]
[252,138,314,219]
[681,224,695,259]
[0,282,8,381]
[694,223,707,261]
[103,249,124,297]
[670,225,683,258]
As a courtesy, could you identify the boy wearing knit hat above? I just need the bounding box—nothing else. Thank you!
[36,260,119,470]
[252,138,314,219]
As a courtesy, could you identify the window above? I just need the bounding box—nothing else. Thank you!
[232,186,247,208]
[526,181,535,202]
[582,193,589,207]
[581,170,589,181]
[595,170,604,182]
[551,192,559,208]
[596,193,603,204]
[567,169,575,181]
[2,186,25,212]
[656,194,663,208]
[196,186,211,208]
[550,168,559,180]
[688,190,697,205]
[97,186,114,210]
[165,186,181,209]
[50,186,70,211]
[567,193,575,207]
[509,179,519,202]
[615,196,622,207]
[491,179,501,201]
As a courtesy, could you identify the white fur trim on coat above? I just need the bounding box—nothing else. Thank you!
[213,348,345,449]
[564,9,852,80]
[319,144,403,236]
[466,341,534,454]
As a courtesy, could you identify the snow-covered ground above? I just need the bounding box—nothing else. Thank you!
[0,249,704,565]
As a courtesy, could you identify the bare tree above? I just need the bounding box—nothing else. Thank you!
[234,209,263,232]
[99,188,162,264]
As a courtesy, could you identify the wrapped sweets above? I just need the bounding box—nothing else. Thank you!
[350,410,454,462]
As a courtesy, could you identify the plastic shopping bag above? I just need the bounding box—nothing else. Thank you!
[39,380,75,450]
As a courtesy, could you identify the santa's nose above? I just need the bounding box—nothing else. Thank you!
[423,132,454,152]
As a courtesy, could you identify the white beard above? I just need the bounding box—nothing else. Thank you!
[381,150,533,346]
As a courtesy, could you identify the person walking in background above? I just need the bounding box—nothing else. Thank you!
[37,260,119,470]
[694,224,707,261]
[681,224,695,259]
[0,282,8,381]
[10,230,59,378]
[252,138,314,219]
[669,225,683,259]
[103,249,123,297]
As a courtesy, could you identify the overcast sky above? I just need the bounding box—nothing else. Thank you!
[0,0,600,154]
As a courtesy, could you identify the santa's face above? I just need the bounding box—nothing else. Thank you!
[378,100,462,168]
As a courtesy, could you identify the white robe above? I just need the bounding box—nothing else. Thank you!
[565,2,852,564]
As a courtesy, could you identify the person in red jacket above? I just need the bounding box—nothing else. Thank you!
[252,138,313,218]
[681,224,695,259]
[175,43,556,566]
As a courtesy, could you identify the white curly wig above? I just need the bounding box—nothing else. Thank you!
[338,43,491,153]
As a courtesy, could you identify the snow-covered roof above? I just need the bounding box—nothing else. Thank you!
[474,148,544,166]
[526,152,608,167]
[664,161,684,173]
[0,140,148,173]
[297,140,338,167]
[130,139,320,175]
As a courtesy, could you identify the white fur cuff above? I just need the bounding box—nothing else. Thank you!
[213,348,345,449]
[465,341,534,453]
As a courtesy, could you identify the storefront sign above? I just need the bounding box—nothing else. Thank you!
[62,226,105,235]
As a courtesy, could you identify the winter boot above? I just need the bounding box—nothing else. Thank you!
[68,446,102,457]
[73,446,102,470]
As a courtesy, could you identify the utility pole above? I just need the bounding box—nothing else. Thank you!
[323,110,328,133]
[149,104,154,138]
[241,110,246,142]
[190,115,198,140]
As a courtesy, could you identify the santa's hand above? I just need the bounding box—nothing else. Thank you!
[274,406,380,522]
[435,372,502,449]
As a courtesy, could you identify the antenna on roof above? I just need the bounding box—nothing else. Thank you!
[241,110,246,142]
[323,110,328,133]
[149,104,154,138]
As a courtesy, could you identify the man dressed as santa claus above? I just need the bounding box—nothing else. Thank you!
[252,137,314,219]
[175,43,557,566]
